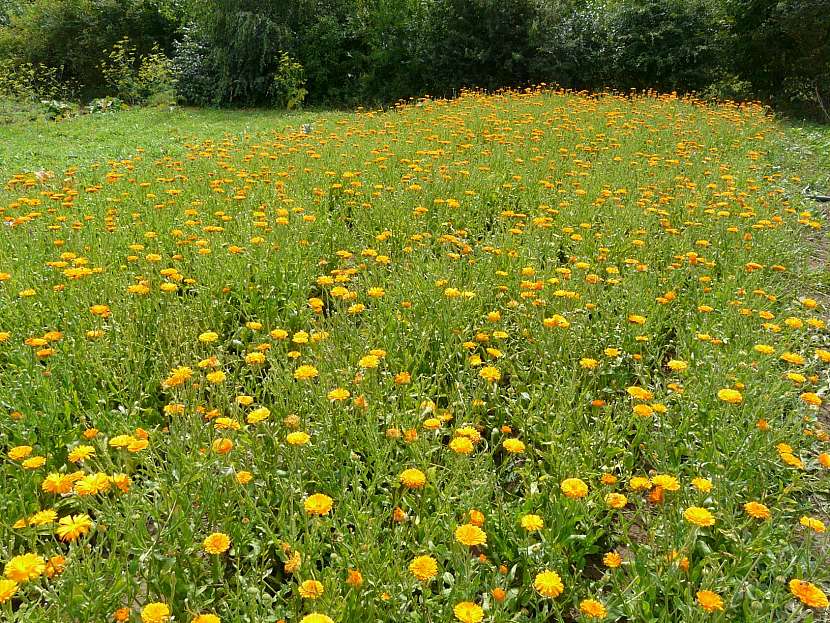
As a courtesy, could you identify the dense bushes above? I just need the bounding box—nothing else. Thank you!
[0,0,827,116]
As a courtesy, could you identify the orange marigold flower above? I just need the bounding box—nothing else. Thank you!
[697,590,724,612]
[789,579,829,608]
[409,555,438,581]
[579,598,607,618]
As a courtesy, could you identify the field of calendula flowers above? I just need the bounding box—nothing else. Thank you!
[1,89,829,623]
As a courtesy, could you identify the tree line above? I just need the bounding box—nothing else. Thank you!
[0,0,828,117]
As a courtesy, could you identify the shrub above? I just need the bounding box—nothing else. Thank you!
[100,37,176,105]
[605,0,723,93]
[270,51,306,109]
[172,25,217,106]
[0,59,79,101]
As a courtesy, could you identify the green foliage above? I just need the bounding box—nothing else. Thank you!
[270,51,306,109]
[728,0,830,117]
[528,0,609,89]
[100,37,177,105]
[0,0,181,97]
[0,59,79,101]
[604,0,723,92]
[0,0,828,117]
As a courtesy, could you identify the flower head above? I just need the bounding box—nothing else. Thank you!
[697,590,724,612]
[684,506,715,527]
[203,532,231,554]
[789,579,828,608]
[409,555,438,581]
[533,570,564,598]
[141,602,171,623]
[304,493,333,516]
[455,523,486,546]
[453,602,484,623]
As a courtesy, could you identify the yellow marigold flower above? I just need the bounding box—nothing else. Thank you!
[394,371,412,384]
[781,352,805,365]
[543,314,570,328]
[409,555,438,581]
[633,404,654,417]
[605,493,628,509]
[800,392,822,407]
[502,438,525,453]
[203,532,230,554]
[299,614,334,623]
[163,365,193,388]
[4,553,45,583]
[358,354,379,368]
[627,386,653,401]
[111,473,131,493]
[629,476,651,490]
[245,351,265,365]
[294,365,319,381]
[198,331,219,343]
[449,437,474,454]
[667,359,688,372]
[42,472,73,494]
[580,357,599,369]
[560,477,588,498]
[601,473,618,485]
[579,598,607,618]
[780,452,804,469]
[56,514,93,541]
[299,579,324,599]
[128,438,149,453]
[691,477,713,493]
[717,388,743,404]
[455,523,486,546]
[800,516,826,533]
[304,493,333,516]
[44,555,65,578]
[286,431,310,446]
[67,445,95,463]
[399,468,426,489]
[28,509,57,526]
[533,570,564,598]
[206,370,226,384]
[521,514,544,531]
[684,506,715,527]
[603,552,622,568]
[789,579,828,608]
[22,456,46,469]
[247,407,271,424]
[141,602,171,623]
[327,387,350,401]
[651,474,680,491]
[697,590,724,612]
[744,502,771,520]
[8,445,32,461]
[192,615,221,623]
[479,365,501,382]
[453,602,484,623]
[0,579,18,603]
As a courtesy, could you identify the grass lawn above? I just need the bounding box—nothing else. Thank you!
[0,91,829,623]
